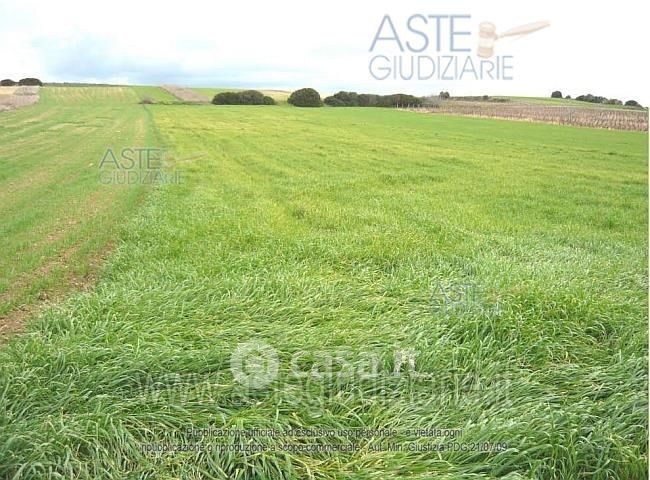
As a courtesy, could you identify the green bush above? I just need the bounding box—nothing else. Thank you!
[575,93,631,106]
[213,92,241,105]
[551,91,562,98]
[288,88,322,107]
[239,90,265,105]
[324,91,359,107]
[323,91,424,108]
[0,79,16,86]
[17,78,42,86]
[212,90,275,105]
[324,96,346,107]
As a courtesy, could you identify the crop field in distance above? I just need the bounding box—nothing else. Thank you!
[411,98,648,131]
[0,85,647,479]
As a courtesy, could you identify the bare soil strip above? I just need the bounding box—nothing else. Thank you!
[0,86,40,112]
[161,85,211,103]
[0,240,114,339]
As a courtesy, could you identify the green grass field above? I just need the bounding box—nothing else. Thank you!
[0,87,154,320]
[0,88,647,479]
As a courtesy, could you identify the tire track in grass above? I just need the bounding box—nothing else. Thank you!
[0,86,156,334]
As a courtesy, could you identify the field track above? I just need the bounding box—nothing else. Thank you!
[0,86,154,333]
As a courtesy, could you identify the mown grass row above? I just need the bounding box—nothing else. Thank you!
[0,87,156,319]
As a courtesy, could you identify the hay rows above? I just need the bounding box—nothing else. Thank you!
[409,101,648,131]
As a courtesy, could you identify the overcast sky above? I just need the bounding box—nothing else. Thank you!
[1,0,647,104]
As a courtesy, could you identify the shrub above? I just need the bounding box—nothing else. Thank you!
[213,91,241,105]
[335,91,358,106]
[324,91,360,107]
[239,90,265,105]
[572,93,644,107]
[139,96,155,104]
[439,91,450,99]
[288,88,322,107]
[551,91,562,98]
[565,95,571,99]
[212,90,275,105]
[0,79,16,86]
[575,94,608,104]
[18,77,43,86]
[576,94,595,103]
[324,96,346,107]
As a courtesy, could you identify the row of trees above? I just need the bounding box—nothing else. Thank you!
[1,78,43,86]
[211,88,326,107]
[551,91,642,108]
[323,91,423,108]
[212,90,275,105]
[211,88,324,107]
[210,87,452,109]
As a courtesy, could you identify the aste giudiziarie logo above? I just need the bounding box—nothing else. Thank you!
[369,14,549,81]
[98,147,184,185]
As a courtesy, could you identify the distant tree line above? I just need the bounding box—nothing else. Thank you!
[323,91,423,107]
[1,78,43,86]
[44,82,123,87]
[212,90,276,105]
[551,91,643,108]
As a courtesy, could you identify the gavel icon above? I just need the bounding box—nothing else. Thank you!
[477,20,550,58]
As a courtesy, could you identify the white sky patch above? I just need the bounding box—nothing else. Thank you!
[0,0,647,103]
